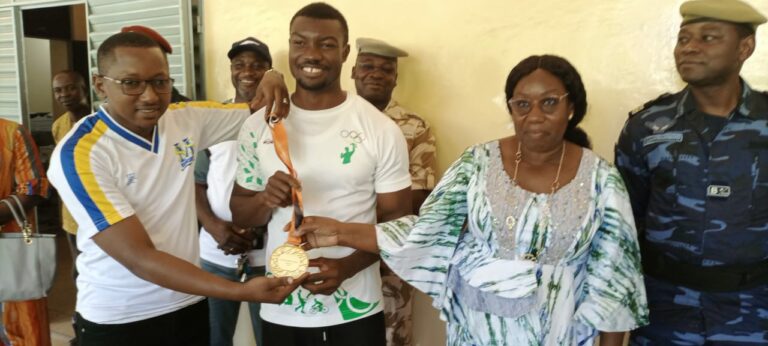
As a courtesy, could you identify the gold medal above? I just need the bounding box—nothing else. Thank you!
[269,243,309,278]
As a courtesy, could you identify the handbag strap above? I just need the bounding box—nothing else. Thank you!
[8,195,28,226]
[9,195,33,235]
[1,197,33,244]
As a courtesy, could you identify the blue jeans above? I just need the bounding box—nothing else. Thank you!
[201,259,265,346]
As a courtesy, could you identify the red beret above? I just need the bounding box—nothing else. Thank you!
[121,25,173,54]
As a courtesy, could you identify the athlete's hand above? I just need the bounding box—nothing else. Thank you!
[302,257,351,296]
[262,171,301,209]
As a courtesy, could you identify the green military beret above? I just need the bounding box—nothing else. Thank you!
[680,0,767,31]
[356,37,408,58]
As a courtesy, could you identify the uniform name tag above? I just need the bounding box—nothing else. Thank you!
[642,133,683,146]
[707,185,731,198]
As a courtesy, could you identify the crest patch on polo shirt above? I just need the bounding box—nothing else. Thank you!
[173,137,195,170]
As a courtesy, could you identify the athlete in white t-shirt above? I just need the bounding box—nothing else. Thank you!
[46,31,302,346]
[230,4,412,346]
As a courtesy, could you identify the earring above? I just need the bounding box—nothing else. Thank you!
[568,113,574,120]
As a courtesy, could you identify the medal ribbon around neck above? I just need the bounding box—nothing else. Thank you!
[267,115,310,278]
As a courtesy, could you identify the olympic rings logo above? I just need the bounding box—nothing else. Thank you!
[340,129,365,143]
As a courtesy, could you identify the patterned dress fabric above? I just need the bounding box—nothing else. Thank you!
[0,118,51,346]
[376,141,649,345]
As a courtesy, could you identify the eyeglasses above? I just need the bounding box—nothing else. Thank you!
[99,75,175,95]
[507,93,569,116]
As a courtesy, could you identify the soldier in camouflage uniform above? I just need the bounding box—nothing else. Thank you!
[615,0,768,344]
[352,37,436,346]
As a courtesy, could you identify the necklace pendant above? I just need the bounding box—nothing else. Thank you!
[505,215,517,230]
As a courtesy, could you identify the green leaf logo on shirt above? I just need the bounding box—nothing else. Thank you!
[333,288,378,320]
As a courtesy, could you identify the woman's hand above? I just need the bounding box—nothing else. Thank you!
[292,216,344,250]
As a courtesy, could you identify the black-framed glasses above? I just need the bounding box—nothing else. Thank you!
[99,75,175,95]
[508,93,569,116]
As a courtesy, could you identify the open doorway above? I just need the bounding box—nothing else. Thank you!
[22,4,88,150]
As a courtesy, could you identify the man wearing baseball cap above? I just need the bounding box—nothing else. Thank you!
[194,36,272,346]
[615,0,768,344]
[225,37,273,104]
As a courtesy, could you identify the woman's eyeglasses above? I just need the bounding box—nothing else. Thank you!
[508,93,569,116]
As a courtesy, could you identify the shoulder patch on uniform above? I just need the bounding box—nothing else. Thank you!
[628,93,674,118]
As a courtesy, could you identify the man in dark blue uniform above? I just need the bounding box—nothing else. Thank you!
[616,0,768,344]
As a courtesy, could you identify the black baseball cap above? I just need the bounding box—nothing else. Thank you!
[227,37,272,65]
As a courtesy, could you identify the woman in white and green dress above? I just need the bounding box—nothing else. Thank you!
[296,55,649,346]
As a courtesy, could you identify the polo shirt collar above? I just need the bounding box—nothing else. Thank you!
[97,106,160,153]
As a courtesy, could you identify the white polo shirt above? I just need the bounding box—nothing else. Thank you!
[48,102,251,324]
[235,94,411,327]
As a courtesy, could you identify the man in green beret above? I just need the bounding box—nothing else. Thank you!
[615,0,768,344]
[351,37,436,346]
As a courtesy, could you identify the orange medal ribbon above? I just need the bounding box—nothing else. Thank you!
[269,119,304,245]
[267,117,309,278]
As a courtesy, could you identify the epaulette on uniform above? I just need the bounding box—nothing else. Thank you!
[628,93,674,118]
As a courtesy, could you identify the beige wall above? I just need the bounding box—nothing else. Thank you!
[203,1,768,345]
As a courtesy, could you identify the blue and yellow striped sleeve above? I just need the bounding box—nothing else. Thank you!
[56,117,133,232]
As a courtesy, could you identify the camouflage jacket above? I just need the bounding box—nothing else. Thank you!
[384,100,436,190]
[615,81,768,267]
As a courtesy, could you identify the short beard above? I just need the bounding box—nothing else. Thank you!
[361,91,392,106]
[679,64,740,88]
[682,73,730,88]
[296,78,332,92]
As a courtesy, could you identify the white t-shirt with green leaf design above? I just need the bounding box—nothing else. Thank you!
[235,94,411,327]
